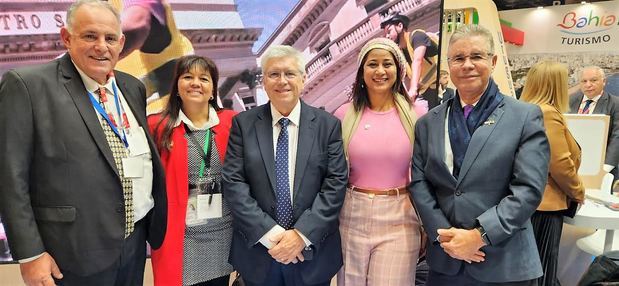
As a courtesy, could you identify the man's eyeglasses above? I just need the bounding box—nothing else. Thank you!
[447,53,493,66]
[266,70,301,80]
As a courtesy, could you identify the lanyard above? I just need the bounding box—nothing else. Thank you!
[184,124,213,178]
[87,81,129,147]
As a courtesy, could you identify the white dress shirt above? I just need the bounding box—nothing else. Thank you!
[258,100,312,249]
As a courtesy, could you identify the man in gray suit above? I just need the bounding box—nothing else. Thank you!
[569,66,619,183]
[0,1,166,285]
[410,24,549,285]
[222,45,348,286]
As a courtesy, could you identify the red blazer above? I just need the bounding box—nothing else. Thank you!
[147,109,236,286]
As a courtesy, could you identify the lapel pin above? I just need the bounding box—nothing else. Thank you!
[483,120,495,125]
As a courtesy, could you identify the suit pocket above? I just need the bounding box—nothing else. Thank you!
[33,206,76,222]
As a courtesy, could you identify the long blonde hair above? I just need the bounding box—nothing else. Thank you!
[520,60,569,113]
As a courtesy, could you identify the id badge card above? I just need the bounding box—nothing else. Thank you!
[186,188,208,226]
[197,194,223,219]
[122,157,144,178]
[127,127,150,157]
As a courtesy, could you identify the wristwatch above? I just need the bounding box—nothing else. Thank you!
[476,225,490,246]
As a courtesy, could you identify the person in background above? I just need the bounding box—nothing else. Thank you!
[148,55,236,286]
[222,45,348,286]
[520,60,585,286]
[334,38,421,285]
[568,66,619,185]
[439,70,455,104]
[410,24,549,285]
[0,1,167,285]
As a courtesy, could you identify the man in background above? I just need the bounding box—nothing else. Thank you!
[439,69,455,104]
[569,66,619,185]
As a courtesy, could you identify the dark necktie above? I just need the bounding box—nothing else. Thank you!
[98,87,134,238]
[463,104,474,119]
[580,99,594,114]
[275,118,293,229]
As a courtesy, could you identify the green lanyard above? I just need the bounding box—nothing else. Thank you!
[199,130,212,178]
[184,124,213,178]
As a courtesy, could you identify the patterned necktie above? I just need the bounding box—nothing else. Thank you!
[275,117,293,229]
[463,104,474,119]
[580,99,594,114]
[98,87,134,238]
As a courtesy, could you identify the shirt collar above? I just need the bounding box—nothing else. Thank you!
[72,60,115,94]
[174,106,220,131]
[582,93,602,103]
[271,100,301,127]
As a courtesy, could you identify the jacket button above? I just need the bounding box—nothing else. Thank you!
[455,190,462,196]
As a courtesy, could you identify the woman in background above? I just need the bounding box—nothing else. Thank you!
[520,60,585,286]
[148,55,236,286]
[334,38,421,286]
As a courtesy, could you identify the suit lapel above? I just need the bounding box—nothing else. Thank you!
[293,103,316,199]
[570,94,583,113]
[431,105,457,185]
[60,55,119,178]
[593,92,608,114]
[255,105,277,193]
[457,102,505,186]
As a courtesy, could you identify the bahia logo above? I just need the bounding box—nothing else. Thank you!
[557,9,618,35]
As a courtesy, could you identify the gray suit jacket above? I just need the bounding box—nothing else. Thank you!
[569,92,619,168]
[0,54,167,275]
[410,96,549,282]
[222,101,348,284]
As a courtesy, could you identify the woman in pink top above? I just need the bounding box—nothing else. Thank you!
[334,38,421,285]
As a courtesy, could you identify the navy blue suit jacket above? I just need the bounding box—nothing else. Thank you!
[222,101,348,284]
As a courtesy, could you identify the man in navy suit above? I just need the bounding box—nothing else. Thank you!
[410,24,549,285]
[222,45,348,286]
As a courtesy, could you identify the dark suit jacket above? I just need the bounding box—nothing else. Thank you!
[569,92,619,169]
[222,101,348,284]
[0,54,167,275]
[410,96,549,282]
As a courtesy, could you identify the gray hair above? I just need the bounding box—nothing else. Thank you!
[448,24,495,55]
[579,66,605,80]
[66,0,121,33]
[261,45,306,76]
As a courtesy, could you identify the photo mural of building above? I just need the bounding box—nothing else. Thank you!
[257,0,442,112]
[0,0,263,112]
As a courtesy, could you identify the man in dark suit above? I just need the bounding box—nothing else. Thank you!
[0,1,166,285]
[222,45,348,286]
[410,24,549,285]
[439,69,455,104]
[569,66,619,183]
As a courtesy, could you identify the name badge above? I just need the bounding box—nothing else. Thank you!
[122,157,144,178]
[197,194,223,219]
[127,127,150,156]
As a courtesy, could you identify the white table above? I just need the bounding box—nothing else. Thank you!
[564,196,619,253]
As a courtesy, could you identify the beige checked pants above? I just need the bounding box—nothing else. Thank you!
[337,188,421,286]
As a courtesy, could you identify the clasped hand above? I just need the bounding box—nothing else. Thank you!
[437,227,486,264]
[268,230,306,265]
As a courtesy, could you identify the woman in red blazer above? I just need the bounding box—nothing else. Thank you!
[148,55,236,286]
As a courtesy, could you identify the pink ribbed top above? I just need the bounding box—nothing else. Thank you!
[335,103,412,189]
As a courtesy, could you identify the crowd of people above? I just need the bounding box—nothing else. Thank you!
[0,1,618,286]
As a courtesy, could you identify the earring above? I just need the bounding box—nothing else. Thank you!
[361,82,365,88]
